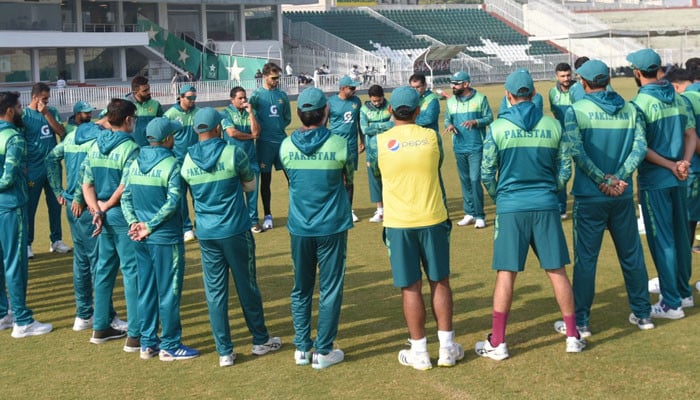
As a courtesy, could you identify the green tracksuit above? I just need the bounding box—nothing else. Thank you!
[181,138,272,356]
[680,86,700,221]
[126,93,163,147]
[328,94,362,171]
[359,99,393,203]
[564,91,651,327]
[416,89,440,133]
[280,126,353,355]
[122,146,184,352]
[163,104,198,233]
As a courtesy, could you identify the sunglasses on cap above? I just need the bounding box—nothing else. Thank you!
[348,86,356,91]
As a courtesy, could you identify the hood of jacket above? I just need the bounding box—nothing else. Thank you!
[291,126,332,156]
[638,80,675,104]
[584,90,626,115]
[96,130,132,154]
[188,137,226,171]
[363,99,387,111]
[137,146,173,174]
[75,122,102,145]
[498,101,543,131]
[0,120,17,132]
[687,82,700,92]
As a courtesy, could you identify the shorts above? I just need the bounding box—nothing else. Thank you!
[492,210,570,272]
[383,220,451,287]
[257,141,283,173]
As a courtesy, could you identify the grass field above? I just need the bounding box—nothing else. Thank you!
[5,77,700,399]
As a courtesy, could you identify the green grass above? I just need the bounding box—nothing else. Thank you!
[6,77,700,399]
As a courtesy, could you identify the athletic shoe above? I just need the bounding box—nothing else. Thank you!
[90,327,126,344]
[183,230,196,242]
[49,240,72,253]
[72,316,93,331]
[0,314,14,330]
[553,321,592,338]
[648,277,660,294]
[437,343,464,367]
[251,224,263,234]
[650,301,684,319]
[252,336,282,355]
[475,218,486,229]
[398,349,433,370]
[140,345,159,360]
[27,245,34,259]
[295,350,312,366]
[474,334,509,361]
[696,281,700,292]
[312,349,344,369]
[566,336,586,353]
[368,210,383,223]
[219,352,236,367]
[628,313,655,330]
[111,316,128,331]
[159,344,200,361]
[659,294,694,308]
[123,336,140,352]
[692,245,700,254]
[262,215,273,230]
[560,213,568,220]
[352,210,359,222]
[11,320,53,338]
[457,215,475,226]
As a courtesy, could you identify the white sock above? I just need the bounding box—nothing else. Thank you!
[409,337,427,353]
[377,207,384,214]
[437,330,454,348]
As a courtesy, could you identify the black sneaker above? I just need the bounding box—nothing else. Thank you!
[90,327,127,344]
[123,336,140,353]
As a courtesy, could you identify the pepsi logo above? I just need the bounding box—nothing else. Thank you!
[387,139,400,152]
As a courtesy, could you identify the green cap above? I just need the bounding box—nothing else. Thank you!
[297,87,327,112]
[390,86,420,111]
[626,49,662,72]
[576,60,610,85]
[73,101,96,114]
[146,117,181,143]
[193,107,221,134]
[338,75,362,88]
[179,84,197,95]
[505,69,534,97]
[450,71,471,83]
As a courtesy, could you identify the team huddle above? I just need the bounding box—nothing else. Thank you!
[0,49,698,369]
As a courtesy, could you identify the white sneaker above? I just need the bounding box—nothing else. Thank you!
[475,218,486,229]
[437,343,464,367]
[352,210,359,222]
[398,349,432,370]
[553,320,592,338]
[183,230,196,242]
[457,215,475,226]
[11,320,53,338]
[27,245,34,259]
[312,349,344,369]
[72,316,93,331]
[566,336,586,353]
[219,351,237,367]
[252,336,282,355]
[696,281,700,292]
[650,301,685,319]
[560,213,568,220]
[368,210,383,223]
[262,215,273,230]
[474,335,509,361]
[628,313,655,330]
[0,313,13,330]
[648,277,660,294]
[111,316,128,331]
[50,240,72,253]
[295,350,312,366]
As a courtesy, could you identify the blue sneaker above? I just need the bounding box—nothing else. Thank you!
[159,344,200,362]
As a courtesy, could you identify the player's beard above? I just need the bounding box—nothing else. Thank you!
[634,76,642,88]
[13,111,24,128]
[453,87,465,96]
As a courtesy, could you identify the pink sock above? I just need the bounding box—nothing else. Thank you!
[490,311,508,346]
[563,314,579,339]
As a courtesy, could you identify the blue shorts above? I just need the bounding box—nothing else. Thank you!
[383,220,451,287]
[257,141,283,173]
[492,210,570,271]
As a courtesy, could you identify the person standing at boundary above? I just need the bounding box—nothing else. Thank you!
[549,63,576,219]
[372,86,464,371]
[82,98,140,349]
[554,60,653,338]
[249,62,291,231]
[409,73,440,133]
[444,71,493,229]
[359,84,393,223]
[328,75,364,222]
[280,87,354,369]
[222,86,263,233]
[163,84,199,242]
[476,69,584,360]
[22,82,70,258]
[122,117,199,362]
[0,91,53,338]
[46,101,127,332]
[181,107,281,368]
[628,48,696,318]
[126,75,163,147]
